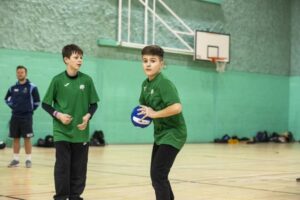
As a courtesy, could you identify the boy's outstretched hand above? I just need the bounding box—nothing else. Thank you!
[77,113,91,130]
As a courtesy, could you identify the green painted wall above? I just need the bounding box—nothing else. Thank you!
[0,0,297,144]
[288,0,300,135]
[289,77,300,136]
[0,48,290,145]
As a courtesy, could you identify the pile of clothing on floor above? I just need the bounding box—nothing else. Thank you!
[0,140,6,149]
[36,130,106,147]
[89,130,106,146]
[36,135,55,147]
[214,131,295,144]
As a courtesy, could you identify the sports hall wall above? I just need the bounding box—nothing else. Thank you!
[289,0,300,138]
[0,0,297,145]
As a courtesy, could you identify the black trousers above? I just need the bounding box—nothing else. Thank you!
[54,141,89,200]
[150,144,179,200]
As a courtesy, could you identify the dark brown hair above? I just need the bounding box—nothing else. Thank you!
[141,45,164,60]
[62,44,83,60]
[16,65,27,73]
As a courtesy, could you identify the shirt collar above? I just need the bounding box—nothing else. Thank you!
[65,71,79,79]
[16,79,29,85]
[147,72,162,83]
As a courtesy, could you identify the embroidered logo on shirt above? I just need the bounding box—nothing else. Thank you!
[23,87,28,94]
[64,83,70,87]
[14,88,19,92]
[80,84,85,90]
[151,89,154,95]
[144,86,147,91]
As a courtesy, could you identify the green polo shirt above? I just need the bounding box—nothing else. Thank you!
[139,73,187,150]
[43,71,99,142]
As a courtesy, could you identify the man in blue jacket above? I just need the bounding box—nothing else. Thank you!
[5,65,40,168]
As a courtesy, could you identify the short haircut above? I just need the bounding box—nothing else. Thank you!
[16,65,27,73]
[141,45,164,60]
[62,44,83,60]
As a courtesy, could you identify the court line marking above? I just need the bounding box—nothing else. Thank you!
[0,195,25,200]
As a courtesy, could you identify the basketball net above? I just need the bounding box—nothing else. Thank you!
[209,57,227,73]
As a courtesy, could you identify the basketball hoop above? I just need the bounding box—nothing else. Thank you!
[209,57,227,73]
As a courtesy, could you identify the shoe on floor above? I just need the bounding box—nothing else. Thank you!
[8,160,19,168]
[25,160,32,168]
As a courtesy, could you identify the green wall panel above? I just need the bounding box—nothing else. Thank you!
[288,0,300,138]
[215,72,289,137]
[0,0,297,145]
[289,77,300,138]
[0,48,290,145]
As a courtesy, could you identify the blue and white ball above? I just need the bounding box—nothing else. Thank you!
[131,106,152,128]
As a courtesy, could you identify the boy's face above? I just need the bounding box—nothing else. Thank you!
[64,52,83,71]
[142,55,164,80]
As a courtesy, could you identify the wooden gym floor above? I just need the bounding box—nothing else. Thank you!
[0,143,299,200]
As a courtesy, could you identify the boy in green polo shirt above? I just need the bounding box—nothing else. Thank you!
[138,45,187,200]
[42,44,99,200]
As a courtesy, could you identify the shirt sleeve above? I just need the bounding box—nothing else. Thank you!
[88,103,98,119]
[32,86,40,110]
[4,87,13,109]
[42,102,56,118]
[139,82,146,105]
[42,78,56,106]
[160,79,181,106]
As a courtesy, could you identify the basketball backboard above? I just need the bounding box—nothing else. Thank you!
[194,30,230,62]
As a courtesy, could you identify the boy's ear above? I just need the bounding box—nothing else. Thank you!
[63,57,69,63]
[161,60,167,69]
